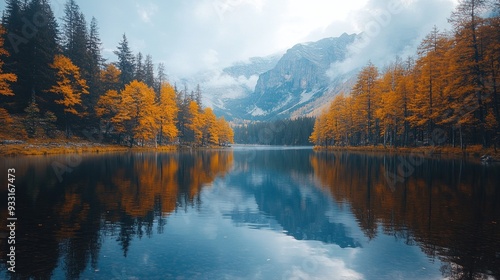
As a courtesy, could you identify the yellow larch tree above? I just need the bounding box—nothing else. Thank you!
[202,107,219,145]
[49,54,89,137]
[95,89,120,136]
[310,112,328,146]
[113,80,158,146]
[217,117,234,145]
[185,100,203,144]
[448,0,490,146]
[0,25,17,137]
[158,82,179,144]
[0,26,17,97]
[410,27,451,141]
[375,59,405,147]
[100,63,121,92]
[479,11,500,142]
[351,62,379,145]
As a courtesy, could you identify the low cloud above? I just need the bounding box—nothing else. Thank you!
[327,0,457,78]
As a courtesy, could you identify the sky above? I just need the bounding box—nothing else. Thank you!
[0,0,459,80]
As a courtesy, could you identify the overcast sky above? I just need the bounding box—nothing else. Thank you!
[1,0,459,79]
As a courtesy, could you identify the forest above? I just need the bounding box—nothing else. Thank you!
[310,0,500,149]
[233,117,315,145]
[0,0,233,147]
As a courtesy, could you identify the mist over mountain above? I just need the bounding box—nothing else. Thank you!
[194,0,459,122]
[203,33,360,121]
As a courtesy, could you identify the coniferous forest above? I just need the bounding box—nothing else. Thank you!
[0,0,233,147]
[310,1,500,149]
[233,117,315,145]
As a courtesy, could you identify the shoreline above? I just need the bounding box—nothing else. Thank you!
[0,140,223,157]
[313,145,500,161]
[2,140,499,161]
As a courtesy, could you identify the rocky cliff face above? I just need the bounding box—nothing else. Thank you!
[205,33,359,121]
[244,33,357,119]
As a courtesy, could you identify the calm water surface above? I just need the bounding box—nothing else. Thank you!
[1,146,499,279]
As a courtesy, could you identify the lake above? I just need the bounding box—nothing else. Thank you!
[1,146,499,279]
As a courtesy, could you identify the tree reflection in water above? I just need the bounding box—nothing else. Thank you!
[0,151,233,280]
[310,152,500,280]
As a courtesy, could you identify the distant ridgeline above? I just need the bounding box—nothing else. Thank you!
[0,0,233,147]
[311,1,500,149]
[233,117,315,146]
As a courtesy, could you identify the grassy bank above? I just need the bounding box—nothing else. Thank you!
[0,139,178,157]
[313,144,500,161]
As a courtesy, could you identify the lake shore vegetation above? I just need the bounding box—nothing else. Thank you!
[0,0,233,153]
[311,1,500,156]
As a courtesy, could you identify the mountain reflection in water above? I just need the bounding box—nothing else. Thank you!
[0,148,499,280]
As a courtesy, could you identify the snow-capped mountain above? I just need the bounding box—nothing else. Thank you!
[204,33,359,121]
[181,54,281,118]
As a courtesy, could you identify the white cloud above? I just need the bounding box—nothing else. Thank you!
[29,0,459,79]
[136,3,157,24]
[327,0,457,78]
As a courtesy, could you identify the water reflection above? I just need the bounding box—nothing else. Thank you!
[311,152,500,280]
[226,149,360,248]
[0,148,499,279]
[0,151,233,279]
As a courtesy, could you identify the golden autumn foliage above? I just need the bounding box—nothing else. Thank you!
[92,79,233,147]
[0,25,18,138]
[112,80,158,144]
[202,107,219,145]
[49,54,89,116]
[310,152,499,278]
[186,100,203,144]
[0,26,16,97]
[217,116,234,145]
[158,82,179,143]
[100,63,121,92]
[312,5,500,148]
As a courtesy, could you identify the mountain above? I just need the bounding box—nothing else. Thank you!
[206,33,359,121]
[249,33,357,119]
[184,54,281,118]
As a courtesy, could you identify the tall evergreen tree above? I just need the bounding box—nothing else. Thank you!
[61,0,88,76]
[134,51,144,82]
[22,0,60,112]
[114,34,135,88]
[144,54,154,89]
[86,17,103,114]
[155,62,166,95]
[1,0,58,112]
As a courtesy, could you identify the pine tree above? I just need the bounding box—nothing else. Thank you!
[155,62,166,95]
[144,54,155,89]
[23,95,42,137]
[61,0,89,75]
[135,52,144,82]
[7,0,59,112]
[114,34,135,88]
[195,84,202,109]
[1,0,23,102]
[86,17,104,114]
